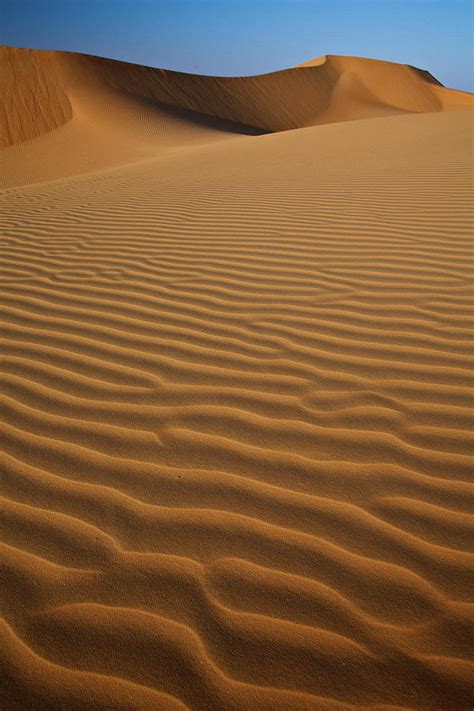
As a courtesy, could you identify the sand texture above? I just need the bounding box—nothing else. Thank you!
[1,46,473,710]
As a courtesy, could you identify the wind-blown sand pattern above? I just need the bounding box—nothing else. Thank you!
[1,46,473,710]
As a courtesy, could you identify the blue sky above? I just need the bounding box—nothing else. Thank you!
[1,0,472,91]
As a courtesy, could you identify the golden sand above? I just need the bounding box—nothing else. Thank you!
[1,46,473,710]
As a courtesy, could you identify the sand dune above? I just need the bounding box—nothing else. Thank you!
[3,46,474,147]
[1,46,472,188]
[1,45,473,710]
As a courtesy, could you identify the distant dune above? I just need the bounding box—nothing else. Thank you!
[1,45,473,711]
[2,46,473,149]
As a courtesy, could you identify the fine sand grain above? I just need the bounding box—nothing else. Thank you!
[1,46,473,710]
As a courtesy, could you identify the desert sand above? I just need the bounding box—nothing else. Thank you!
[1,46,473,710]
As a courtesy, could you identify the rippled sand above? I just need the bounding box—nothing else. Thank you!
[1,46,473,710]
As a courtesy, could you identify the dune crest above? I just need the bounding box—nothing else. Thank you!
[1,43,473,710]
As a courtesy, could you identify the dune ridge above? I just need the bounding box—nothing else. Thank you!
[1,46,474,710]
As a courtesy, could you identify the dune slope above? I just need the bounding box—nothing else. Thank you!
[0,47,473,711]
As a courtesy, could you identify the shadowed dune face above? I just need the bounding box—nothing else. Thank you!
[0,47,72,147]
[1,43,474,711]
[1,46,473,150]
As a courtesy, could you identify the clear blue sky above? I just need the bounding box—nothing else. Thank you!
[1,0,472,91]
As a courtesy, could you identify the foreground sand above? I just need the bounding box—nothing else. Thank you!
[1,48,473,710]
